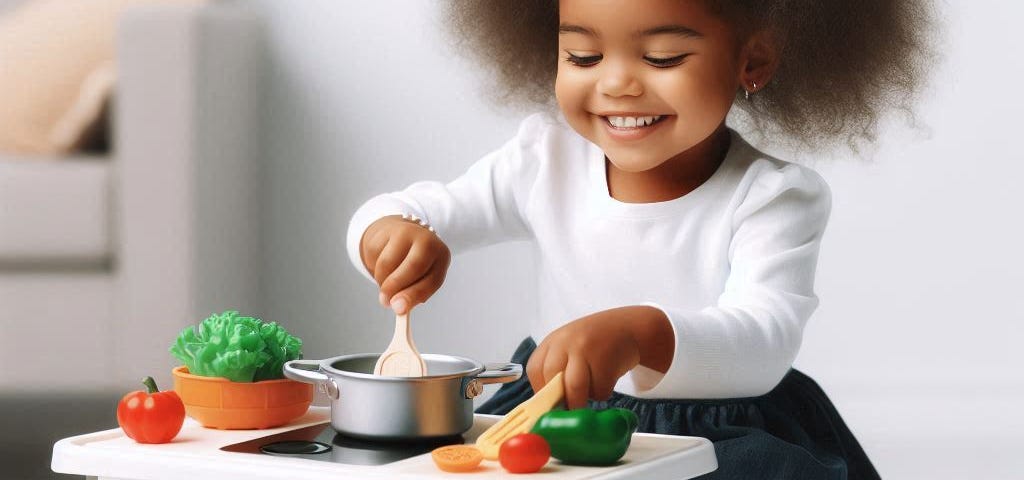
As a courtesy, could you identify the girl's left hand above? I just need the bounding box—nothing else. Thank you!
[526,306,671,409]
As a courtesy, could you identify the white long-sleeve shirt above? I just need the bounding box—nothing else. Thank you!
[346,113,831,399]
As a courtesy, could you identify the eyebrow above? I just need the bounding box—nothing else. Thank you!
[558,23,705,40]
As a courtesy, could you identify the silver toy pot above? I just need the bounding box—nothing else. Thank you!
[284,353,521,440]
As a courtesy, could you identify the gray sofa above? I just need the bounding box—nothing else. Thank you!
[0,4,264,479]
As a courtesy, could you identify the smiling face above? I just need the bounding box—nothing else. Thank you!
[555,0,745,174]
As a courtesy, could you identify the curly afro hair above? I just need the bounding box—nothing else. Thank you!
[440,0,938,153]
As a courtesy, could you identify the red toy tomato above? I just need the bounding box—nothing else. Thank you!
[117,376,185,444]
[499,433,551,474]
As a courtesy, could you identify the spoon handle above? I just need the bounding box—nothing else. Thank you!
[392,313,411,345]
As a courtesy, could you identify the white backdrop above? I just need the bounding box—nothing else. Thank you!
[243,1,1023,478]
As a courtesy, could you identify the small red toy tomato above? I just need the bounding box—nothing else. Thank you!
[117,376,186,444]
[499,433,551,474]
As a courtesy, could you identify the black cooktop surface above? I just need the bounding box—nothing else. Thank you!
[220,423,471,466]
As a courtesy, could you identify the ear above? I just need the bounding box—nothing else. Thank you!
[738,29,780,94]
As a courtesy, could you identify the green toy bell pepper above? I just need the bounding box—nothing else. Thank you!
[530,407,639,466]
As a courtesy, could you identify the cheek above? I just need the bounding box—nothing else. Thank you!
[657,69,734,120]
[556,66,591,105]
[701,49,744,106]
[555,70,592,122]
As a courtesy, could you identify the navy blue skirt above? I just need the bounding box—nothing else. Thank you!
[476,338,880,480]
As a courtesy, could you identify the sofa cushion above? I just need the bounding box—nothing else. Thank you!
[0,0,201,156]
[0,157,111,267]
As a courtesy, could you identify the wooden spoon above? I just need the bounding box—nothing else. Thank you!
[475,371,565,460]
[373,312,427,377]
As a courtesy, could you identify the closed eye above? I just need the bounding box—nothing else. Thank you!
[645,54,690,68]
[563,52,691,68]
[565,52,601,67]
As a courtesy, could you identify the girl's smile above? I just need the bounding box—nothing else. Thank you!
[599,113,671,142]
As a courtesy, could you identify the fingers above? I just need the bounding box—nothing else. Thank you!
[364,216,451,315]
[542,349,568,387]
[387,257,449,315]
[588,362,617,402]
[528,348,569,407]
[528,350,599,408]
[525,343,548,394]
[563,358,591,409]
[528,335,621,409]
[360,216,400,276]
[379,241,437,300]
[373,236,411,288]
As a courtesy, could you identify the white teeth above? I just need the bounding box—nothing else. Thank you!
[607,115,662,128]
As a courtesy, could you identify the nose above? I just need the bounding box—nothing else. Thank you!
[596,61,643,97]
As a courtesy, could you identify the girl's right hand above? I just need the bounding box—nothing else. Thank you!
[359,215,451,315]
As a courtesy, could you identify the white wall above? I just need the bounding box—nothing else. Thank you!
[244,1,1023,478]
[249,1,536,369]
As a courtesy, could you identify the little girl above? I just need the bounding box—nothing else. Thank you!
[346,1,933,478]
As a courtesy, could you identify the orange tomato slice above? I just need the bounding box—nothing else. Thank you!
[431,444,484,473]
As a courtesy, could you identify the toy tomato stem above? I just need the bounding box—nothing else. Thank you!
[142,376,160,394]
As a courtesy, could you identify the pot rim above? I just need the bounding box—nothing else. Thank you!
[318,353,484,382]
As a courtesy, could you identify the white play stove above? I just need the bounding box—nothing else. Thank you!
[52,407,717,479]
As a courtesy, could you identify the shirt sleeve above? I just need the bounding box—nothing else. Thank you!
[345,113,548,282]
[638,162,832,398]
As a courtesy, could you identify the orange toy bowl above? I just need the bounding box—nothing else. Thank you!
[171,366,313,430]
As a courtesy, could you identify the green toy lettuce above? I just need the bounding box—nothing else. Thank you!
[170,310,303,382]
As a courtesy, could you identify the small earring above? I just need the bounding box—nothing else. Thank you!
[744,81,758,100]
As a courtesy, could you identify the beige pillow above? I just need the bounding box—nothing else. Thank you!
[0,0,198,156]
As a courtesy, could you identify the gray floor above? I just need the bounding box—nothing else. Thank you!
[1,392,121,480]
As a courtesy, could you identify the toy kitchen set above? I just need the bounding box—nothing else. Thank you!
[53,406,717,480]
[52,312,717,479]
[52,359,717,479]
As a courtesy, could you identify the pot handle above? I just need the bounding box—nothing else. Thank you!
[475,362,523,385]
[284,359,340,400]
[283,359,328,384]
